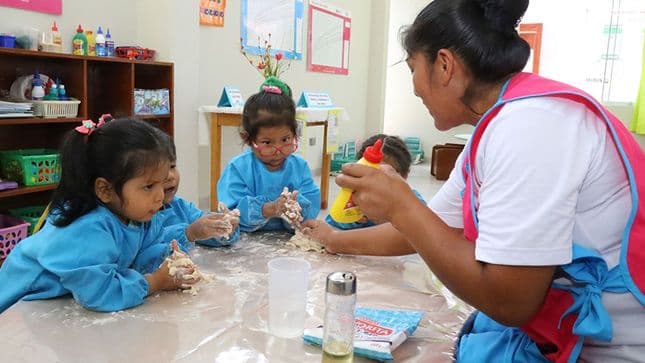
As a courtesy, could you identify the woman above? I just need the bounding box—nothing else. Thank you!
[305,0,645,361]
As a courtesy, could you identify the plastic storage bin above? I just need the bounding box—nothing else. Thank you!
[9,205,46,235]
[32,99,80,118]
[0,149,61,186]
[0,34,16,48]
[0,215,29,260]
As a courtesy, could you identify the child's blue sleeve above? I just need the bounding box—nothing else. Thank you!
[324,214,375,230]
[295,162,321,221]
[218,163,273,232]
[158,198,205,251]
[45,225,150,312]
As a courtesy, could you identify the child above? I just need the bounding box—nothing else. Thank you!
[303,135,427,255]
[158,134,240,246]
[325,134,426,230]
[217,77,321,232]
[0,118,199,313]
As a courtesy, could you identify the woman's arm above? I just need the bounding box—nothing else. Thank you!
[303,220,415,255]
[337,164,555,326]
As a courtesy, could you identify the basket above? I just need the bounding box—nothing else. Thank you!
[9,205,46,235]
[115,46,156,60]
[0,149,61,186]
[0,215,29,260]
[331,157,355,173]
[32,99,80,118]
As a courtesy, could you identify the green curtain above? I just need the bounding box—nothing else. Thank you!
[631,36,645,134]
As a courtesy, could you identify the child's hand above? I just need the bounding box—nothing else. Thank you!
[145,241,200,294]
[186,214,236,241]
[302,220,338,253]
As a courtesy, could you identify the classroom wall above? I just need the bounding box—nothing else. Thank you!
[1,0,377,208]
[194,0,375,208]
[0,0,138,54]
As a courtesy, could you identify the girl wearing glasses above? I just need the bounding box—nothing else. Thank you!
[217,77,321,232]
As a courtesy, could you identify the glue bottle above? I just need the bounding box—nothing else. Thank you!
[329,139,383,223]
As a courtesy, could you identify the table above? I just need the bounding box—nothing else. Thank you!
[200,106,342,212]
[0,232,471,363]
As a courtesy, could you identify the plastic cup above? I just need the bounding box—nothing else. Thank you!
[268,257,311,338]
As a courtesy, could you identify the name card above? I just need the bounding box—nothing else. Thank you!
[297,91,333,108]
[217,86,245,107]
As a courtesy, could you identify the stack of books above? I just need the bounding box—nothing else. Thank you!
[0,100,33,118]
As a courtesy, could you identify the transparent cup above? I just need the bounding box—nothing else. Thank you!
[267,257,311,338]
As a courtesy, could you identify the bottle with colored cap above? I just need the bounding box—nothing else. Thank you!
[72,24,87,55]
[329,139,383,223]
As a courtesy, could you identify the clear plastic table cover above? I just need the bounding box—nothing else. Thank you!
[0,231,472,362]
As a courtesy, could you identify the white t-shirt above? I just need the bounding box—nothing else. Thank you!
[429,97,645,361]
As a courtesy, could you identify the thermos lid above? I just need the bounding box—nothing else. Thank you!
[326,272,356,296]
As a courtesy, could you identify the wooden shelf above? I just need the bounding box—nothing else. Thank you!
[0,184,57,198]
[0,117,83,126]
[0,48,173,204]
[136,114,172,120]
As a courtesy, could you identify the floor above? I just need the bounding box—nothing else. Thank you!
[318,161,444,219]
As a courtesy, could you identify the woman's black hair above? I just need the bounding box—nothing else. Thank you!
[241,79,297,145]
[402,0,530,84]
[358,134,412,178]
[51,118,173,226]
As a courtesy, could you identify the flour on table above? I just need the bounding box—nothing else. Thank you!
[164,247,214,296]
[285,230,325,253]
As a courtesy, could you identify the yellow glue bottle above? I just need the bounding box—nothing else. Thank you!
[329,139,383,223]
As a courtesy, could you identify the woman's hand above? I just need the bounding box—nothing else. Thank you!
[302,219,339,253]
[336,163,417,223]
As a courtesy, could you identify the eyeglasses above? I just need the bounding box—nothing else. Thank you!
[252,139,299,157]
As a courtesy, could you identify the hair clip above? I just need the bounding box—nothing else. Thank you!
[262,85,282,95]
[75,120,97,135]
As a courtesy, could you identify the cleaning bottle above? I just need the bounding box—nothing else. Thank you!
[72,24,87,55]
[85,29,96,56]
[329,139,383,223]
[105,28,115,56]
[95,26,106,57]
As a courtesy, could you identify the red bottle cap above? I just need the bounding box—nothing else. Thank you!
[52,21,58,32]
[76,24,83,33]
[363,139,384,163]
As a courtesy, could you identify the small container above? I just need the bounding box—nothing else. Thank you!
[105,28,115,56]
[0,214,30,260]
[0,34,16,48]
[323,272,357,362]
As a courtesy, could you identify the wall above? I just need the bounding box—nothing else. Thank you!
[1,0,377,208]
[195,0,375,208]
[382,0,474,159]
[0,0,138,54]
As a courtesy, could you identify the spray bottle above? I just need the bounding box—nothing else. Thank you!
[329,139,383,223]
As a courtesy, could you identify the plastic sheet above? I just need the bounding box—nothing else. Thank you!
[0,232,472,362]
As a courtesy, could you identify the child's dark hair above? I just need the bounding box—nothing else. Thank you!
[358,134,412,178]
[401,0,529,84]
[241,77,296,145]
[51,118,174,226]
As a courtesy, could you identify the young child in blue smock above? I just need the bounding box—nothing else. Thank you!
[217,77,321,232]
[0,118,200,313]
[325,134,426,230]
[157,136,240,246]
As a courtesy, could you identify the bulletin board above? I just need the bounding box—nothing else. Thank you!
[241,0,304,60]
[307,0,351,75]
[0,0,61,14]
